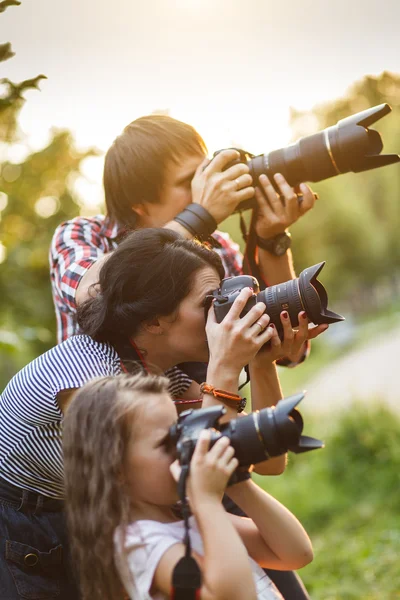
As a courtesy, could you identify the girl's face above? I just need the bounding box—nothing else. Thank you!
[159,266,221,363]
[125,392,179,510]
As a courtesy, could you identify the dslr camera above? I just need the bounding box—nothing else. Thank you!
[167,392,323,469]
[211,261,344,338]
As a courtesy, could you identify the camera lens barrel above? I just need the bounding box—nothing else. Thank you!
[213,262,344,335]
[260,279,304,333]
[233,103,399,213]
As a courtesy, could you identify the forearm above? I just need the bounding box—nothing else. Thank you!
[201,362,240,421]
[75,254,109,305]
[193,499,257,600]
[249,360,282,411]
[163,219,194,239]
[249,361,286,474]
[227,480,313,570]
[258,248,295,285]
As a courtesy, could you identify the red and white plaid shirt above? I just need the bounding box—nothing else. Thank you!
[50,215,243,344]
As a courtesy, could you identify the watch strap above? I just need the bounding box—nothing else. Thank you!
[256,231,291,255]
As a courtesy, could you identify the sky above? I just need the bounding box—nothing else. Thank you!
[2,0,400,207]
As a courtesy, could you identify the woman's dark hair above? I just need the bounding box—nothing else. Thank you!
[104,115,207,227]
[77,228,224,344]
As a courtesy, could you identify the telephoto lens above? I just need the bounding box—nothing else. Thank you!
[167,392,324,469]
[221,103,400,212]
[212,261,344,338]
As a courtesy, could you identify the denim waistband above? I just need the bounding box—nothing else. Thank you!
[0,476,64,513]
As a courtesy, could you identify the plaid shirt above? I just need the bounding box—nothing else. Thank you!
[50,215,243,344]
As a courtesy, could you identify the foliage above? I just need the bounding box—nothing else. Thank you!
[256,404,400,599]
[0,1,96,388]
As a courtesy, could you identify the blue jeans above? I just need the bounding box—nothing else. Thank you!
[0,477,80,600]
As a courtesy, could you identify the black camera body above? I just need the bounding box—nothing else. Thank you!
[211,262,344,337]
[167,393,323,469]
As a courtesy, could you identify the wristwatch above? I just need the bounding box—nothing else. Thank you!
[256,231,292,256]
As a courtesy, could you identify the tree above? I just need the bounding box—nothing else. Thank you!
[287,72,400,305]
[0,1,97,387]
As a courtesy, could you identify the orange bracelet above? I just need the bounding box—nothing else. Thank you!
[200,383,247,413]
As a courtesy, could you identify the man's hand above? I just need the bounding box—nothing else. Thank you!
[191,149,254,224]
[255,173,318,239]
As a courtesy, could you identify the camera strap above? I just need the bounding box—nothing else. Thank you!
[241,206,267,292]
[171,444,202,600]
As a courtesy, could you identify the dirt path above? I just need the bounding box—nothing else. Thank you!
[301,327,400,413]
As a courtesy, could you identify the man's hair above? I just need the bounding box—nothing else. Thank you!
[77,227,224,346]
[63,373,170,600]
[104,115,207,227]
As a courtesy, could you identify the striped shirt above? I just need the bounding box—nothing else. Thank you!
[0,335,191,499]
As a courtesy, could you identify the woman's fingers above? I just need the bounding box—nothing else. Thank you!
[240,301,268,328]
[223,287,254,321]
[307,323,329,339]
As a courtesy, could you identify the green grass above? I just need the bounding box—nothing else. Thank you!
[254,403,400,599]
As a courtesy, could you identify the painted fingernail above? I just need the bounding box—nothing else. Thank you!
[300,312,308,320]
[269,323,275,329]
[282,311,288,319]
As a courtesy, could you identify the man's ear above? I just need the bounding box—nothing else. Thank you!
[132,203,148,218]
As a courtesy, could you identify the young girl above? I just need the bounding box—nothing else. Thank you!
[63,374,313,600]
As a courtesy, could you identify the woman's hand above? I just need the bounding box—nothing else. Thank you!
[206,287,275,379]
[254,310,328,365]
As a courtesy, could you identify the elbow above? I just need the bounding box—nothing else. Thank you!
[289,546,314,570]
[253,454,287,476]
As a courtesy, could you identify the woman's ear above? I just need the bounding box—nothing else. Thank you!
[142,317,165,336]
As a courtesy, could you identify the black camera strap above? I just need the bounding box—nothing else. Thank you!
[241,206,267,292]
[171,443,202,600]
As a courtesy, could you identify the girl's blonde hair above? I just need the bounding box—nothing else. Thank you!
[63,373,170,600]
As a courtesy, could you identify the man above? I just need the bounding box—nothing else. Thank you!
[50,115,317,347]
[50,115,318,600]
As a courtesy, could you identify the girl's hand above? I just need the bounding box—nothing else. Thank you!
[254,311,328,365]
[182,430,239,508]
[206,287,275,378]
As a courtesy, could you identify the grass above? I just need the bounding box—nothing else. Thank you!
[254,403,400,599]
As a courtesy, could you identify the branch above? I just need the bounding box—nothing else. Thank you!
[0,0,21,13]
[0,42,15,62]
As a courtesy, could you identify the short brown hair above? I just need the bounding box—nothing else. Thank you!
[104,115,207,227]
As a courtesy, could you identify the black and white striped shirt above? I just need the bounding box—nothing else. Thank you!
[0,335,191,498]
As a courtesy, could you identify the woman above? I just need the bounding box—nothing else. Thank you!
[0,228,326,599]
